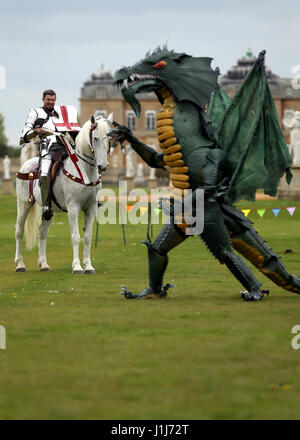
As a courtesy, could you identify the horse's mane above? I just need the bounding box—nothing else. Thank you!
[75,120,91,154]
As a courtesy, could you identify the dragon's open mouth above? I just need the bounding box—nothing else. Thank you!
[116,74,163,117]
[116,73,158,90]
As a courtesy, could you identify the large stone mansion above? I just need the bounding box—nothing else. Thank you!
[79,51,300,182]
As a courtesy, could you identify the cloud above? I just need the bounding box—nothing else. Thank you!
[1,0,300,144]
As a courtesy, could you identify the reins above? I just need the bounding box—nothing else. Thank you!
[63,118,110,186]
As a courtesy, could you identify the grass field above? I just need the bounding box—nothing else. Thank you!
[1,193,300,420]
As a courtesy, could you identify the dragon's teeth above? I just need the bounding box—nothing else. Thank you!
[124,78,128,89]
[128,73,156,83]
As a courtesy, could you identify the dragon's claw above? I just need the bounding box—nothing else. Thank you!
[119,286,139,299]
[119,284,176,300]
[240,289,269,301]
[107,122,136,148]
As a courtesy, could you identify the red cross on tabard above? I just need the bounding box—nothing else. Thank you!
[55,106,80,131]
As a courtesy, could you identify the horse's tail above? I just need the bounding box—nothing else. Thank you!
[24,203,42,250]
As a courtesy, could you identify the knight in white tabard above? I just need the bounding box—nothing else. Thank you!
[20,89,81,220]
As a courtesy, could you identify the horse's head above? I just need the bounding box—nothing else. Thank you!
[77,113,113,174]
[89,113,113,173]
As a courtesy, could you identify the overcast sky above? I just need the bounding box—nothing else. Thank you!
[1,0,299,145]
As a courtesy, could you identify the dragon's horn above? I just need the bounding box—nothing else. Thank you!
[162,37,169,50]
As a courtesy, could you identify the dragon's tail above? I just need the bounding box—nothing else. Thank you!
[230,230,300,294]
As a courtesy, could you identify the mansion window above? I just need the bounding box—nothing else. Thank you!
[146,111,156,130]
[126,111,136,130]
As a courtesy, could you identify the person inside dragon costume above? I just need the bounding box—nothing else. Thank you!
[108,45,300,301]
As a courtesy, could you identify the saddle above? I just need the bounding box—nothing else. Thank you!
[16,146,68,209]
[16,144,101,208]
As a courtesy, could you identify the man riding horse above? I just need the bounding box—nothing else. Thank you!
[20,89,81,220]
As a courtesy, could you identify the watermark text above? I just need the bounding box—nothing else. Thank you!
[97,181,204,236]
[291,325,300,350]
[0,65,6,89]
[0,325,6,350]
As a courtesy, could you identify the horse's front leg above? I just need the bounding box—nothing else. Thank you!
[83,204,97,274]
[38,217,53,271]
[68,204,84,274]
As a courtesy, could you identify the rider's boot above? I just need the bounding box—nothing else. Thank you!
[40,175,53,221]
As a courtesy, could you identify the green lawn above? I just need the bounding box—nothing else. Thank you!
[1,194,300,419]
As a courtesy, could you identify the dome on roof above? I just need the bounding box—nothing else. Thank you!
[91,69,113,81]
[221,49,278,83]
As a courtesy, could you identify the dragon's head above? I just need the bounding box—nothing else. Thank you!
[114,46,220,117]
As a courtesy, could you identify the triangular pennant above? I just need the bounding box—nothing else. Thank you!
[272,208,280,217]
[286,207,296,216]
[241,209,251,217]
[139,207,148,216]
[257,209,266,218]
[126,204,132,213]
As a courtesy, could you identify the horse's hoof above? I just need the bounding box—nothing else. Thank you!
[73,270,84,275]
[16,267,26,272]
[40,267,50,272]
[84,270,96,274]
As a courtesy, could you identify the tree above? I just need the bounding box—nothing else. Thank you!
[0,112,8,157]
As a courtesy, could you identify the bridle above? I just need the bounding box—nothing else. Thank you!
[76,118,111,167]
[61,119,111,187]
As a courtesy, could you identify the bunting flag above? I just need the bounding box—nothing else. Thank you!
[115,200,298,246]
[241,209,251,217]
[238,206,298,218]
[139,207,148,216]
[257,209,266,218]
[125,203,298,220]
[286,207,296,216]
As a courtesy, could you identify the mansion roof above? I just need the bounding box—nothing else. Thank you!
[81,68,156,100]
[81,53,300,101]
[219,50,300,99]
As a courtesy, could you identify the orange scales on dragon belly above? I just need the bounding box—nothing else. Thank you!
[156,89,190,230]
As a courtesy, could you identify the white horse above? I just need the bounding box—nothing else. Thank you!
[15,114,112,274]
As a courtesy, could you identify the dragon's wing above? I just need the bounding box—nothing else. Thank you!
[215,51,292,203]
[207,84,231,136]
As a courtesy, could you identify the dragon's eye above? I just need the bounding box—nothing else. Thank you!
[153,60,167,69]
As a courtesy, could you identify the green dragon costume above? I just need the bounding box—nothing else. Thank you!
[109,46,300,301]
